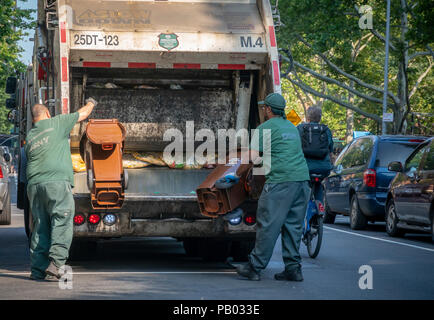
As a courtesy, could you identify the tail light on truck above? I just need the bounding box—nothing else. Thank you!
[363,169,376,188]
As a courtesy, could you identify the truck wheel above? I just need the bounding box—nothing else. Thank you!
[349,195,367,230]
[68,239,98,262]
[183,238,201,257]
[230,240,255,262]
[323,194,336,224]
[0,192,11,225]
[386,200,405,237]
[199,238,231,262]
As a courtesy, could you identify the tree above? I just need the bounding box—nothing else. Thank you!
[0,0,35,134]
[276,0,433,135]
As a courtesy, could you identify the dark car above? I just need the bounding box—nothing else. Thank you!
[386,138,434,241]
[323,135,428,230]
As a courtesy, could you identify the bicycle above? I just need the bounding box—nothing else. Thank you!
[302,174,326,258]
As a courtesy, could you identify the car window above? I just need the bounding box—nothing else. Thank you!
[334,143,350,166]
[376,141,421,167]
[422,143,434,171]
[405,144,428,173]
[340,138,373,169]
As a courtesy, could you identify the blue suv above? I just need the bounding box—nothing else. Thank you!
[323,135,428,229]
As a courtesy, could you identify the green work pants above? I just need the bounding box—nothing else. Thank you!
[27,181,75,279]
[249,181,310,272]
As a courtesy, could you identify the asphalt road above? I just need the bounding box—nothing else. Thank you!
[1,203,433,300]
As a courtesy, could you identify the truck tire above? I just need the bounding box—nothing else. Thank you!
[0,192,11,225]
[183,238,201,257]
[323,194,336,224]
[350,195,367,230]
[230,240,255,262]
[386,200,405,237]
[68,239,98,262]
[198,238,231,262]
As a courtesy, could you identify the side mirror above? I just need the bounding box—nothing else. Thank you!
[5,76,17,94]
[388,161,403,172]
[333,164,343,173]
[3,153,11,163]
[6,98,16,109]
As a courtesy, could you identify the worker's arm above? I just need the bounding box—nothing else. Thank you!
[77,97,98,122]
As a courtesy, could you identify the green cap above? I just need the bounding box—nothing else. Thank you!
[258,93,286,110]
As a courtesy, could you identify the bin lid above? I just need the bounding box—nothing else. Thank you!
[86,119,126,144]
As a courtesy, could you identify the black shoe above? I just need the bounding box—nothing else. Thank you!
[45,261,61,279]
[30,274,58,282]
[236,263,260,281]
[274,266,304,282]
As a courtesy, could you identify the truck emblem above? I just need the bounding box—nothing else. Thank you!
[158,33,179,51]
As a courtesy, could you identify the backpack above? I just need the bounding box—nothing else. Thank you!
[300,123,329,159]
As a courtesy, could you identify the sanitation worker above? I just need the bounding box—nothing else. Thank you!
[236,93,310,281]
[26,98,97,281]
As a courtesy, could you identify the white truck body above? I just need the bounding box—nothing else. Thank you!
[16,0,281,260]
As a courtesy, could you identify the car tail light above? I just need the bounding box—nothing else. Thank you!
[408,139,424,143]
[244,214,256,226]
[363,169,376,187]
[88,213,101,225]
[73,213,85,226]
[0,167,3,179]
[318,202,325,213]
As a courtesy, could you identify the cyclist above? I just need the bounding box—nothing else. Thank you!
[297,106,333,201]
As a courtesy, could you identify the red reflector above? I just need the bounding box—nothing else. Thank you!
[0,167,3,178]
[128,62,156,69]
[88,214,101,225]
[102,144,113,150]
[73,214,85,226]
[83,61,111,68]
[363,169,376,188]
[315,177,320,182]
[218,64,245,70]
[244,215,256,226]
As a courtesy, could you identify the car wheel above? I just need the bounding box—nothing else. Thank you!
[350,195,367,230]
[0,191,11,225]
[323,194,336,224]
[386,200,405,237]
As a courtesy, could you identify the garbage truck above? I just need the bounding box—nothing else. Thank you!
[11,0,281,261]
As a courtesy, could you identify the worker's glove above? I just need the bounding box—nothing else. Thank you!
[85,97,98,107]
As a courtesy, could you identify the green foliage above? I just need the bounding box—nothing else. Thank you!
[276,0,434,136]
[0,0,35,134]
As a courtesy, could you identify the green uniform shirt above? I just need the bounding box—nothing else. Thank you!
[25,112,79,187]
[250,117,310,183]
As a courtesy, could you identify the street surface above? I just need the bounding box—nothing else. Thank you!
[1,176,433,299]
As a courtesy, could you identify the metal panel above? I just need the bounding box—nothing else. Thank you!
[70,87,236,150]
[67,1,265,34]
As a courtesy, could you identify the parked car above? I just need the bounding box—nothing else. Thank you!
[386,137,434,241]
[323,135,428,230]
[0,147,11,225]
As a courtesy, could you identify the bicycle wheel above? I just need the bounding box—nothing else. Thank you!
[306,215,323,258]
